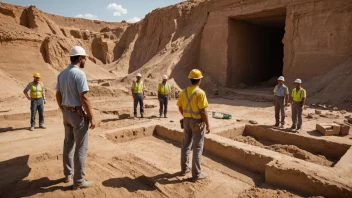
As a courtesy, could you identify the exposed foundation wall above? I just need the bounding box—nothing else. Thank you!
[245,125,350,160]
[200,0,352,86]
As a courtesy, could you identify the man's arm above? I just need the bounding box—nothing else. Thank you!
[301,98,306,108]
[199,108,210,134]
[285,94,289,106]
[80,92,96,129]
[178,106,183,116]
[42,86,46,104]
[56,91,63,111]
[23,90,31,100]
[23,84,31,100]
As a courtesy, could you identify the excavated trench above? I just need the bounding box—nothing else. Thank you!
[104,124,352,197]
[105,124,350,169]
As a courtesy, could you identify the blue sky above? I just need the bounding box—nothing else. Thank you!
[2,0,184,22]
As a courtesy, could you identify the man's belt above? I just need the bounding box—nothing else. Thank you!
[62,106,82,111]
[62,106,87,120]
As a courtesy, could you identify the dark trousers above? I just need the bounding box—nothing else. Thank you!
[30,98,44,127]
[133,93,144,116]
[292,101,303,128]
[274,96,285,125]
[159,95,168,116]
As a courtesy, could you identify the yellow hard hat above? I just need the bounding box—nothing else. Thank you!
[188,69,203,79]
[33,72,41,78]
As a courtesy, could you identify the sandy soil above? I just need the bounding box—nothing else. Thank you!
[232,136,334,166]
[1,94,350,197]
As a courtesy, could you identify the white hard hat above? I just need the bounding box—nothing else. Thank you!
[277,76,285,81]
[294,79,302,84]
[70,46,87,56]
[162,75,168,80]
[136,73,142,77]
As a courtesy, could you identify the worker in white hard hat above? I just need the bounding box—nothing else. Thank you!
[158,75,171,118]
[273,76,289,128]
[23,72,47,131]
[56,46,95,189]
[290,79,306,131]
[131,73,145,118]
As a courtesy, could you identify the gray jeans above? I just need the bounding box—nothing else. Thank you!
[181,118,205,179]
[159,95,168,116]
[62,109,89,185]
[274,96,285,125]
[133,93,144,116]
[292,101,303,128]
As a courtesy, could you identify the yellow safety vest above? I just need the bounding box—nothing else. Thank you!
[183,88,201,119]
[158,82,170,95]
[133,81,144,93]
[30,82,44,99]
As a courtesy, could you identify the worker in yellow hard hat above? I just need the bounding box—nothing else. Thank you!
[23,72,46,131]
[177,69,210,182]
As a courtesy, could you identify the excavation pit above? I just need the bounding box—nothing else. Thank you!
[105,124,352,197]
[217,125,350,167]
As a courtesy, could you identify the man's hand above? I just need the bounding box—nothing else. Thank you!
[27,97,31,101]
[206,125,211,134]
[44,100,46,104]
[89,117,96,129]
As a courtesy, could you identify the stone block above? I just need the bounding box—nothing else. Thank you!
[316,123,340,136]
[340,125,350,136]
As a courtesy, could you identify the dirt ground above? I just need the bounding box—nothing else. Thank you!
[1,93,351,197]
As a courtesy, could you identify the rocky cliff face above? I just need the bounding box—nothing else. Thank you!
[0,0,351,107]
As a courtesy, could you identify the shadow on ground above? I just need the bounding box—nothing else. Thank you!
[102,172,191,192]
[0,155,71,198]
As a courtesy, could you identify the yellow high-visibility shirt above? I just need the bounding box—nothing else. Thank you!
[132,81,143,93]
[291,88,307,102]
[177,86,208,120]
[158,82,170,95]
[26,82,44,99]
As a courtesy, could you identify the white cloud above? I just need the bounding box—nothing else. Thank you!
[127,17,141,23]
[75,14,98,20]
[107,3,128,16]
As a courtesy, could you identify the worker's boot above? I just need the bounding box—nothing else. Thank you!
[180,169,190,176]
[73,180,94,190]
[39,125,46,129]
[64,175,73,183]
[141,114,144,118]
[192,173,207,182]
[290,125,296,130]
[274,123,279,127]
[280,124,284,129]
[29,127,34,131]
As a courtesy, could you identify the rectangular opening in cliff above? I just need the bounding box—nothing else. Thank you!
[227,8,286,87]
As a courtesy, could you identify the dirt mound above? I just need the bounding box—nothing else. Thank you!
[238,187,302,198]
[269,145,333,167]
[232,136,333,166]
[233,136,264,147]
